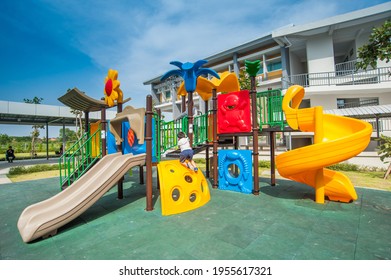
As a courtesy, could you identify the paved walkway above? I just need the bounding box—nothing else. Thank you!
[0,157,59,170]
[0,168,12,184]
[0,158,59,184]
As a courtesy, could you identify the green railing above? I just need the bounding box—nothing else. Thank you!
[155,112,210,161]
[156,117,188,161]
[59,127,102,188]
[155,114,161,162]
[193,113,209,146]
[256,89,285,130]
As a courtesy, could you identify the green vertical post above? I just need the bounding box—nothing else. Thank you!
[245,60,261,195]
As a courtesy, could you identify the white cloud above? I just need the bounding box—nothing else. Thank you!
[98,0,365,107]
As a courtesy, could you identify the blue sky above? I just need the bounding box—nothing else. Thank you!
[0,0,389,137]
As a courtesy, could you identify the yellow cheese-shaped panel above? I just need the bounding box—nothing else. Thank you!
[157,160,210,216]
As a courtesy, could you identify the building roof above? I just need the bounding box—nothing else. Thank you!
[325,104,391,119]
[143,33,277,85]
[273,2,391,38]
[0,100,116,127]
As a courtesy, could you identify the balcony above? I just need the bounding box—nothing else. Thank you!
[284,65,391,89]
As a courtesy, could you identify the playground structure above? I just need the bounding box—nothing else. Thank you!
[17,60,372,243]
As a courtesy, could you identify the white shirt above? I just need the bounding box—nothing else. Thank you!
[178,137,191,151]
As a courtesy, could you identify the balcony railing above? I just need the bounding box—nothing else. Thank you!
[335,60,359,72]
[283,66,391,89]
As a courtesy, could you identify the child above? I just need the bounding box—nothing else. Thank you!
[177,131,198,172]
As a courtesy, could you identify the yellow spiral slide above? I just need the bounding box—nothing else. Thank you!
[276,85,373,203]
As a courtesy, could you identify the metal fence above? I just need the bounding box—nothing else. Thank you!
[256,89,285,129]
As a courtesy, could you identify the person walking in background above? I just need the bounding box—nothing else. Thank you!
[6,146,15,163]
[177,131,198,172]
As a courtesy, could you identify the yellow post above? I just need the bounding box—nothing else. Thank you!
[315,169,325,203]
[90,121,101,158]
[314,106,325,203]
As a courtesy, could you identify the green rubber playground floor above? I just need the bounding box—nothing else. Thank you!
[0,169,390,260]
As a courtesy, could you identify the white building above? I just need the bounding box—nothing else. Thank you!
[144,2,391,150]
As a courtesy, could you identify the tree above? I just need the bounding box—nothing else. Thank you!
[24,97,44,157]
[23,97,44,104]
[238,69,252,90]
[377,135,391,162]
[357,20,391,175]
[356,20,391,71]
[238,68,260,90]
[70,109,84,140]
[58,128,78,142]
[0,133,11,145]
[377,134,391,179]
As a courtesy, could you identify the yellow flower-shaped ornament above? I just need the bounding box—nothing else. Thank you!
[104,69,123,107]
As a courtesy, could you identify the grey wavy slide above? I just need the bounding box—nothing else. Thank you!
[17,152,146,243]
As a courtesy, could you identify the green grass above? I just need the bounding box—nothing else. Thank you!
[327,162,384,172]
[195,159,383,172]
[7,170,60,182]
[8,164,60,175]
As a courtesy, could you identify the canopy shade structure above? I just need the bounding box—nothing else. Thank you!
[325,104,391,119]
[58,88,108,112]
[58,87,131,112]
[325,104,391,139]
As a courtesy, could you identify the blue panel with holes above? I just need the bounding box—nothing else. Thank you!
[218,149,253,194]
[106,120,117,154]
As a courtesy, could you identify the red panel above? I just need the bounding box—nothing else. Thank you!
[217,90,252,133]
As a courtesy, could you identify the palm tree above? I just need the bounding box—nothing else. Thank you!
[161,60,219,145]
[244,60,261,77]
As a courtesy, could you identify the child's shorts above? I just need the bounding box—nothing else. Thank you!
[179,149,193,162]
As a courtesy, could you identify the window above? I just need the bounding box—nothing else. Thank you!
[257,61,282,74]
[268,61,282,72]
[337,99,345,109]
[337,98,378,109]
[165,91,171,100]
[299,99,311,109]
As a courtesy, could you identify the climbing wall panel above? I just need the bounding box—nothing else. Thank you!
[218,149,253,194]
[217,90,252,133]
[157,160,210,216]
